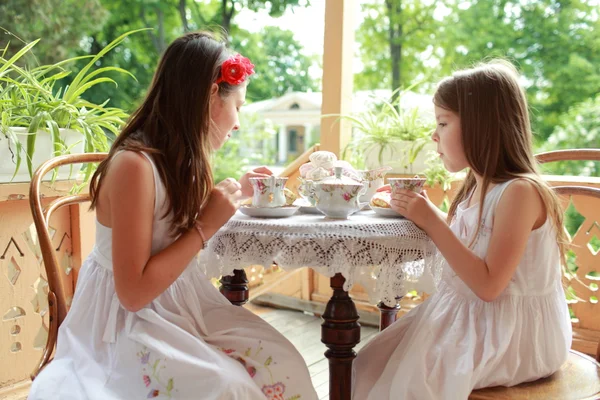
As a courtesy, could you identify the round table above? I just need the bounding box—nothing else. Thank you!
[199,209,441,400]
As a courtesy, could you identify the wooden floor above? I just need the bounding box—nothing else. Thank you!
[248,303,380,400]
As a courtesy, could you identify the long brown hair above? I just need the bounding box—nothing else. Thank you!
[434,60,568,263]
[90,31,242,235]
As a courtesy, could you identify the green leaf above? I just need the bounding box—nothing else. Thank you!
[0,39,40,76]
[3,127,24,181]
[65,77,118,102]
[586,271,600,280]
[78,66,138,88]
[45,119,62,157]
[26,111,50,177]
[63,29,148,104]
[46,119,62,182]
[31,55,94,78]
[0,42,8,58]
[40,70,71,86]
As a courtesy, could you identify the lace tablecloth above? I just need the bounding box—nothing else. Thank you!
[199,210,443,306]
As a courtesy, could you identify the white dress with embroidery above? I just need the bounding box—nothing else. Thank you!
[352,179,572,400]
[28,152,317,400]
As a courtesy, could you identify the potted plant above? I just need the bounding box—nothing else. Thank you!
[421,150,456,211]
[0,30,143,186]
[336,87,436,174]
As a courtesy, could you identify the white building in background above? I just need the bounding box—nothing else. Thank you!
[242,90,434,164]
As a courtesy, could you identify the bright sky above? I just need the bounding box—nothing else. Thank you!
[234,0,364,81]
[235,0,363,57]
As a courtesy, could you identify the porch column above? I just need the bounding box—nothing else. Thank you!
[304,123,313,150]
[320,0,355,158]
[278,125,287,164]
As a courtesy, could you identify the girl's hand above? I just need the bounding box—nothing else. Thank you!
[376,184,391,193]
[198,178,243,236]
[390,189,441,231]
[238,166,273,197]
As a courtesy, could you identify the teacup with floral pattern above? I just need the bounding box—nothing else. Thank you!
[387,176,426,195]
[356,166,392,203]
[250,176,288,208]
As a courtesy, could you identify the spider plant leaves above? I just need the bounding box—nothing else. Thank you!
[0,30,143,183]
[63,28,147,103]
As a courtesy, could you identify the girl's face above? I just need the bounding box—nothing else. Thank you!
[432,105,469,173]
[209,84,246,150]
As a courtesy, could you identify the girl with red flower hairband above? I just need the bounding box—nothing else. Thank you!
[29,31,317,400]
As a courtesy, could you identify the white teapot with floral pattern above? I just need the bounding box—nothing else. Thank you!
[310,167,366,219]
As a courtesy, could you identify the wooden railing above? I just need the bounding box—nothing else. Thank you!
[0,180,95,395]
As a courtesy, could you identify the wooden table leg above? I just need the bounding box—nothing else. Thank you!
[219,269,249,306]
[377,296,402,331]
[321,273,361,400]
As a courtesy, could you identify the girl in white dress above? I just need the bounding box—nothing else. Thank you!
[28,31,317,400]
[352,60,572,400]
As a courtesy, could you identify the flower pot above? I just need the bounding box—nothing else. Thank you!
[0,127,85,183]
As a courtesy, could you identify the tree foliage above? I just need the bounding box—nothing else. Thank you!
[0,0,108,64]
[539,96,600,176]
[355,0,600,142]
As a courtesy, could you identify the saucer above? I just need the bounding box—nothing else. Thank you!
[370,206,404,218]
[293,199,321,215]
[239,205,299,218]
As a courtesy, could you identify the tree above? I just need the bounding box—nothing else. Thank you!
[0,0,107,65]
[231,26,319,102]
[2,0,317,113]
[82,0,316,109]
[174,0,307,38]
[356,0,600,142]
[539,96,600,177]
[436,0,600,140]
[68,0,175,111]
[354,0,441,93]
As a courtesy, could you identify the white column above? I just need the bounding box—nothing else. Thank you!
[304,123,313,149]
[278,125,287,164]
[320,0,355,157]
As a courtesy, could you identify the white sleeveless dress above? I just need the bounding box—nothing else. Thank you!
[29,151,317,400]
[352,179,572,400]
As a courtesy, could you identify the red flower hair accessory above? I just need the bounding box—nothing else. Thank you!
[216,54,255,85]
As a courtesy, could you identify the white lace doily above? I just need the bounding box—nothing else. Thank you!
[198,210,443,306]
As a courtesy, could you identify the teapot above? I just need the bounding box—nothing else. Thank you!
[311,167,366,219]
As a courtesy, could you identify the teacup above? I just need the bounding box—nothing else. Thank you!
[250,176,288,208]
[356,166,392,203]
[311,167,366,219]
[387,177,426,194]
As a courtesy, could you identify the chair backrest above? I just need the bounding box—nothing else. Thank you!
[535,149,600,164]
[535,149,600,362]
[29,153,107,379]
